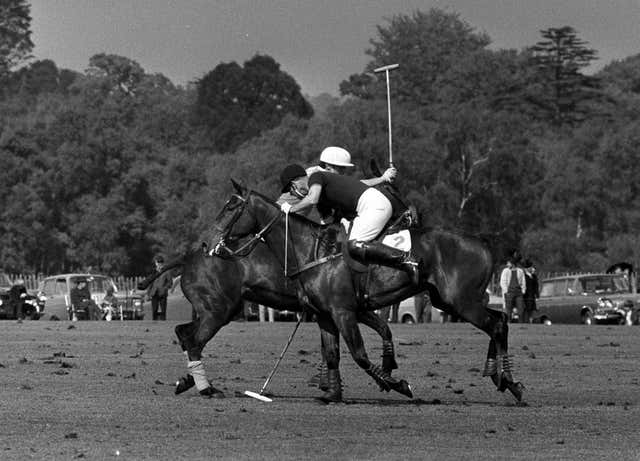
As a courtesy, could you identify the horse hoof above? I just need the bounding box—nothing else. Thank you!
[199,386,225,398]
[315,395,342,405]
[396,380,413,399]
[175,375,195,395]
[508,382,525,402]
[490,373,509,393]
[316,390,342,404]
[387,379,412,398]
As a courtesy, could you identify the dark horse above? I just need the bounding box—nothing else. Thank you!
[138,238,401,398]
[210,181,524,402]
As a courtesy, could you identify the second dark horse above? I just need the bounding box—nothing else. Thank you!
[210,181,524,402]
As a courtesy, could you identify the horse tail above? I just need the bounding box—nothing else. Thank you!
[136,253,188,290]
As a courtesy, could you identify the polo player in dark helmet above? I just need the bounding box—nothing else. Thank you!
[277,164,309,207]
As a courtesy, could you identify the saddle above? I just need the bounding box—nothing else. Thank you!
[308,207,418,308]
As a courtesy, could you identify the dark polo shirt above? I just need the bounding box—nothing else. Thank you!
[308,171,369,219]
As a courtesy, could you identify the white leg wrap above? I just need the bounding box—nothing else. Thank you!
[188,360,209,391]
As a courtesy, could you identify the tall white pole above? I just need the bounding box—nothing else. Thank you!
[384,70,393,166]
[374,63,399,168]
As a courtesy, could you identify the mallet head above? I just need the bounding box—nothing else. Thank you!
[373,63,399,73]
[244,390,273,402]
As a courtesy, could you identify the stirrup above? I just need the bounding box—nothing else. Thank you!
[403,261,420,285]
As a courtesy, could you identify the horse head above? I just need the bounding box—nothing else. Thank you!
[210,179,281,258]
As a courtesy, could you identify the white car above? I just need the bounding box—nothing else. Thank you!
[37,274,144,320]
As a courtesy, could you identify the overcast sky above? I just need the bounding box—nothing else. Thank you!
[30,0,640,96]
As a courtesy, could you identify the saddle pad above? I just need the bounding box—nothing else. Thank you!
[382,229,411,252]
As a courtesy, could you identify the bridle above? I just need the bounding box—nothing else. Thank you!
[211,192,280,259]
[211,190,338,278]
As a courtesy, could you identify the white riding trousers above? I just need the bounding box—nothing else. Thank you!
[348,188,392,242]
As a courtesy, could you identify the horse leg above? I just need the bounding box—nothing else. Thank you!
[462,299,524,401]
[175,304,235,398]
[356,310,398,373]
[310,311,397,390]
[174,320,199,394]
[428,281,524,402]
[307,327,330,391]
[332,310,413,399]
[482,310,524,401]
[315,315,343,403]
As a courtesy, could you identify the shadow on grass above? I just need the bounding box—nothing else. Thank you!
[241,393,524,407]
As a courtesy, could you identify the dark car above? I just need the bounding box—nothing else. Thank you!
[0,273,44,320]
[535,273,640,325]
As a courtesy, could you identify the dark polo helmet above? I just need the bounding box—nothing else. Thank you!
[280,164,307,192]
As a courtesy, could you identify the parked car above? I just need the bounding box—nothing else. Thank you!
[379,294,429,324]
[396,296,421,324]
[244,302,299,322]
[37,274,144,320]
[535,273,640,325]
[0,273,44,320]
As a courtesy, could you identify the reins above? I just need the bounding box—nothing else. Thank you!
[212,191,337,278]
[212,193,280,260]
[213,213,279,259]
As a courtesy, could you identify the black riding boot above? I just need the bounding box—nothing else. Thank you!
[347,240,420,285]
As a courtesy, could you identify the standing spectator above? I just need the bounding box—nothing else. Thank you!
[499,256,526,322]
[69,279,101,320]
[522,259,539,323]
[101,285,119,321]
[147,256,173,320]
[9,278,27,323]
[68,279,84,320]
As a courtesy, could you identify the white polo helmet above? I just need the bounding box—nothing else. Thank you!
[319,146,354,167]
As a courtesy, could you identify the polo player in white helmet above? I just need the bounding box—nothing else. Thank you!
[280,146,419,285]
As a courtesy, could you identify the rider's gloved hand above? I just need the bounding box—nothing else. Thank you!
[382,167,397,183]
[280,202,292,214]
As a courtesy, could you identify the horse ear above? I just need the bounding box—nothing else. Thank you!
[230,178,245,195]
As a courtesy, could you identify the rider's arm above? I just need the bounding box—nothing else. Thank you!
[360,167,397,187]
[289,183,321,214]
[361,176,386,187]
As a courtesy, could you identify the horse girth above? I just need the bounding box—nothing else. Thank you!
[285,226,342,278]
[285,225,375,309]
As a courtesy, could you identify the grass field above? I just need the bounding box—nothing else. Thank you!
[1,320,639,460]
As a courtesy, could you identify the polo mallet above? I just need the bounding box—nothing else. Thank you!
[244,313,303,402]
[373,63,399,168]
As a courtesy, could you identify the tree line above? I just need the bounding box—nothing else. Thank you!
[2,3,640,276]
